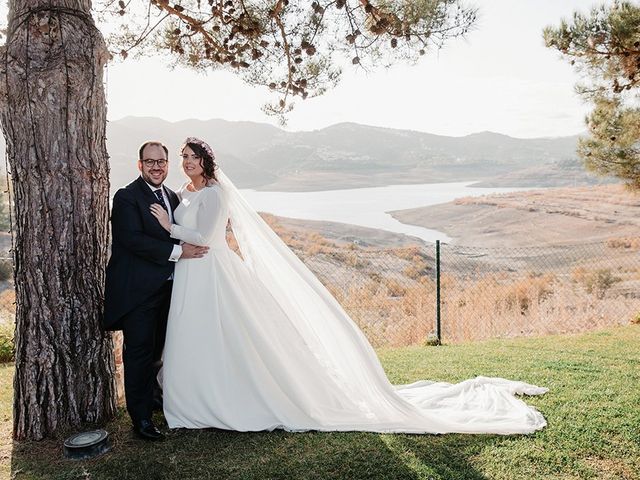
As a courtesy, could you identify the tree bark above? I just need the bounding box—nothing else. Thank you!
[0,0,116,440]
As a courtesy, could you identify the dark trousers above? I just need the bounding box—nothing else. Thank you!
[121,281,172,424]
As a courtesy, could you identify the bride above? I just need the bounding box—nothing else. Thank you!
[150,137,547,435]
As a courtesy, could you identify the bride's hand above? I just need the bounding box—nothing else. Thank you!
[150,204,172,232]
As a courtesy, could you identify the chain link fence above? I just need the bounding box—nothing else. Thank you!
[0,256,15,362]
[1,239,639,354]
[298,239,640,347]
[438,240,640,343]
[298,245,437,348]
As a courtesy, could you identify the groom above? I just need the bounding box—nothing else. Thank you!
[103,141,208,441]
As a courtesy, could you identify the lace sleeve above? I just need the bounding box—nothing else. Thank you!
[169,187,221,246]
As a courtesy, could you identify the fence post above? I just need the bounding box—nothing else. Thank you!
[436,240,441,345]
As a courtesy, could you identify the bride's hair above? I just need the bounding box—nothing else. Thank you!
[183,139,218,183]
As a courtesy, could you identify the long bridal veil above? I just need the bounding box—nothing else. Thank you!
[217,170,547,434]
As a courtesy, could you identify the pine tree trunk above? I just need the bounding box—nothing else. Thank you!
[0,0,116,440]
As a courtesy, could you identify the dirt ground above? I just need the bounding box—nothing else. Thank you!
[389,183,640,248]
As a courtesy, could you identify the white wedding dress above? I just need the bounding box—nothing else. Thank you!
[161,172,547,434]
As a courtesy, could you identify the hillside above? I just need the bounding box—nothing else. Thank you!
[0,117,610,193]
[390,183,640,248]
[273,183,640,345]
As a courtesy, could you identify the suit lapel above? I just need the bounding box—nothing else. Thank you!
[135,176,158,203]
[135,177,178,212]
[132,177,175,239]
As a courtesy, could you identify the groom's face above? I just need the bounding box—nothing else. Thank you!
[138,144,169,187]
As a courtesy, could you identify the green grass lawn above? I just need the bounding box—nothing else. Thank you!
[2,325,639,480]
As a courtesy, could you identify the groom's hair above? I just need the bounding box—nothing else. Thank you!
[138,141,169,160]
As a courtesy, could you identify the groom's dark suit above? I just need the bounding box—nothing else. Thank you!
[104,176,180,424]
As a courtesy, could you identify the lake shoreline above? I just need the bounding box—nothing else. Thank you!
[271,216,424,249]
[242,181,526,244]
[268,183,640,251]
[389,183,638,248]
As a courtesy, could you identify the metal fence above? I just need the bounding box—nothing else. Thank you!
[0,239,639,352]
[297,239,640,347]
[0,257,14,314]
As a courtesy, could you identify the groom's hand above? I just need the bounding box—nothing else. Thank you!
[181,243,209,259]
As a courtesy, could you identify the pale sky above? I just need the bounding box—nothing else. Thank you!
[3,1,606,137]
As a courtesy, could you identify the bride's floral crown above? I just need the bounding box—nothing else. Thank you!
[183,137,216,161]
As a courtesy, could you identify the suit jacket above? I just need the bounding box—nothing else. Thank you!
[103,176,180,330]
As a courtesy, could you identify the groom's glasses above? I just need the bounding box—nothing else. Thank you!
[141,158,168,168]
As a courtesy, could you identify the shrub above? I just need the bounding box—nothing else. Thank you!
[423,333,441,346]
[0,184,10,233]
[573,267,621,298]
[403,261,429,280]
[0,288,15,309]
[607,237,640,251]
[502,273,556,314]
[390,246,423,261]
[0,321,14,363]
[383,279,406,297]
[0,259,12,281]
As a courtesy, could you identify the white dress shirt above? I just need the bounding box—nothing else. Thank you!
[145,181,182,262]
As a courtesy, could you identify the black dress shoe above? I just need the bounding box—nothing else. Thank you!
[133,419,164,441]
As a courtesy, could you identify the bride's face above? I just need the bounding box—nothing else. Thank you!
[181,146,204,179]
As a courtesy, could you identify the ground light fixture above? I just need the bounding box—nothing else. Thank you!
[63,429,111,460]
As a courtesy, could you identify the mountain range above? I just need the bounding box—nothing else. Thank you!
[0,117,610,193]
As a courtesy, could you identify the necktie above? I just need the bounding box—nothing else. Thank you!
[153,189,168,212]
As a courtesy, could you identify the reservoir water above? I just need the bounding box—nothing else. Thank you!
[240,182,528,244]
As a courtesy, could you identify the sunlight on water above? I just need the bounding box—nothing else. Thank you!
[240,182,530,244]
